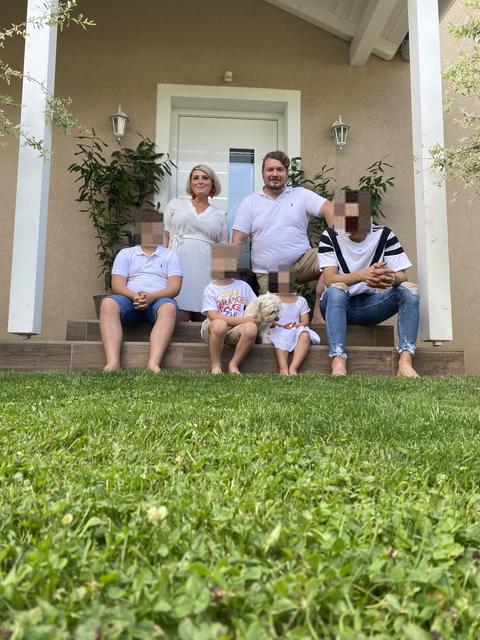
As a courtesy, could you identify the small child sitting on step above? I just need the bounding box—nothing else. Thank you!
[201,244,258,374]
[267,270,320,376]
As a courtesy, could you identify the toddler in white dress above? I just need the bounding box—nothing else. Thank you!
[267,270,320,375]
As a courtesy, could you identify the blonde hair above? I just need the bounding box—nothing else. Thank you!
[186,164,222,199]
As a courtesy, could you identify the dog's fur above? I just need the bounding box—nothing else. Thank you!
[245,292,282,344]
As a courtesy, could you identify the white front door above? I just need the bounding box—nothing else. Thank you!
[171,110,283,233]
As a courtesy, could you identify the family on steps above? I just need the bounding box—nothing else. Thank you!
[100,151,420,377]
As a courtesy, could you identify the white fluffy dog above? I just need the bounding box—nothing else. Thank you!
[245,292,282,344]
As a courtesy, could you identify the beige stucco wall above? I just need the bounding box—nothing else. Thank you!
[1,0,478,372]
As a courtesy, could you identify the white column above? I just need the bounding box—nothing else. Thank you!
[407,0,452,342]
[8,0,58,336]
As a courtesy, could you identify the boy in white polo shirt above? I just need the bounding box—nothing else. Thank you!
[201,244,258,374]
[100,220,183,372]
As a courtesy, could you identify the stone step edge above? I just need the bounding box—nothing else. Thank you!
[0,341,466,376]
[65,319,395,346]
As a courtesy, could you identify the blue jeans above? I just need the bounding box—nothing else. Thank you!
[108,295,177,326]
[320,284,419,358]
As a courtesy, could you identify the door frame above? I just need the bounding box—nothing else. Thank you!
[155,83,301,209]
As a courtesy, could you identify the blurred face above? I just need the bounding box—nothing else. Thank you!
[334,191,372,240]
[277,269,294,294]
[140,221,164,247]
[211,244,239,279]
[190,169,213,198]
[268,269,295,293]
[262,159,288,193]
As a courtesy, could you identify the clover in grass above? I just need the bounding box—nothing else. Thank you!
[147,505,168,524]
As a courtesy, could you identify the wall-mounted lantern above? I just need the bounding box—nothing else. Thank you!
[111,105,129,143]
[330,114,350,151]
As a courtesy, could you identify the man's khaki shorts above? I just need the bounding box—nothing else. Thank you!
[256,248,319,294]
[201,319,242,346]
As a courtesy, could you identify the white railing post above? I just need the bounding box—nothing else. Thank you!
[8,0,58,336]
[408,0,452,342]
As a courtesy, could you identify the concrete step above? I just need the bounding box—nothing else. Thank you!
[66,320,395,346]
[0,340,465,376]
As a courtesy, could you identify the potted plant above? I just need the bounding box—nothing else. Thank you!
[68,131,175,315]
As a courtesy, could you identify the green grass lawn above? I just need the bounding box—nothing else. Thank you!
[1,372,480,639]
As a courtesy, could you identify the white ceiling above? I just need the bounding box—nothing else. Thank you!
[263,0,456,65]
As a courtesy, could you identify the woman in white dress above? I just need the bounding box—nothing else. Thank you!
[163,165,228,321]
[267,270,320,375]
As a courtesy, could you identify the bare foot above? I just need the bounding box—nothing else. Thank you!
[228,363,241,374]
[279,368,289,376]
[397,352,420,378]
[103,363,120,372]
[289,368,299,376]
[396,362,420,378]
[331,356,347,376]
[147,364,161,373]
[211,367,223,375]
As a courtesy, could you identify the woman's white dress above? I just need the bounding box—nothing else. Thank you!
[267,296,321,351]
[164,198,228,312]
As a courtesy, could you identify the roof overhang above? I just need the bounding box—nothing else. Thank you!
[263,0,456,65]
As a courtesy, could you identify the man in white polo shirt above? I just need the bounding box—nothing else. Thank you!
[99,221,183,372]
[231,151,334,297]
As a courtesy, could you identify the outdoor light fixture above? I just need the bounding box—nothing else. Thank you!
[401,35,410,62]
[111,105,129,143]
[330,114,350,151]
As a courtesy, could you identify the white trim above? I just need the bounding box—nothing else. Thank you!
[408,0,452,342]
[264,0,358,40]
[155,84,300,209]
[8,0,58,336]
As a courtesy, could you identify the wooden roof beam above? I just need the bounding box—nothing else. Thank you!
[349,0,398,66]
[264,0,357,40]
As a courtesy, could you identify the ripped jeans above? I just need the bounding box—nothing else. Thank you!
[319,283,420,359]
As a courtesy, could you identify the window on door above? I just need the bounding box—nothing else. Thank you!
[228,148,253,268]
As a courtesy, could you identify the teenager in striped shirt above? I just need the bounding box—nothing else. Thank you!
[317,190,420,377]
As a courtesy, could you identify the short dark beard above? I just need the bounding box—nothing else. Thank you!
[265,181,285,194]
